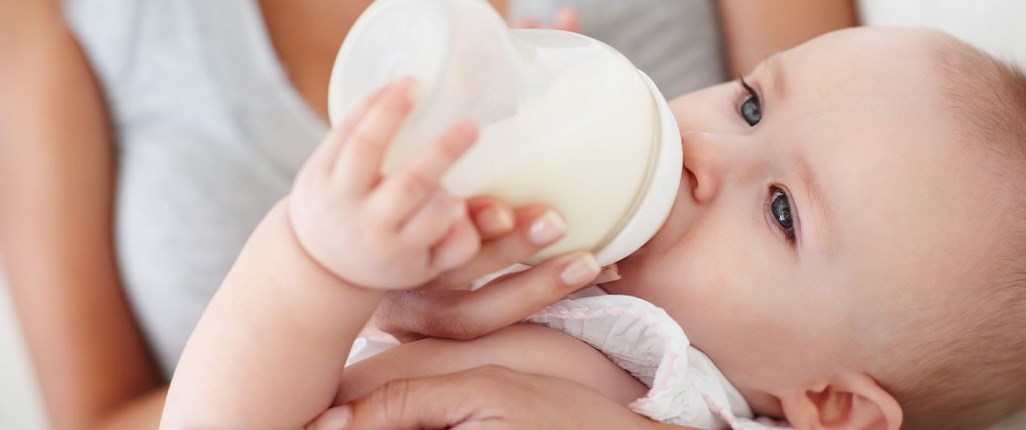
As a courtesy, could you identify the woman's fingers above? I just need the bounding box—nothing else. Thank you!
[343,368,495,430]
[305,405,355,430]
[341,365,661,430]
[466,196,515,239]
[333,77,417,194]
[377,251,600,341]
[366,120,478,228]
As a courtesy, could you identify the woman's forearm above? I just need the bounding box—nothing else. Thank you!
[1,4,168,429]
[717,0,857,75]
[95,387,167,430]
[162,202,383,429]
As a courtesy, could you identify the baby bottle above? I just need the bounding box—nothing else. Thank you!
[328,0,682,265]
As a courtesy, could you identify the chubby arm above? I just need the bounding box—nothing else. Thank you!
[162,202,385,429]
[340,324,648,406]
[717,0,857,75]
[162,80,487,428]
[0,2,167,429]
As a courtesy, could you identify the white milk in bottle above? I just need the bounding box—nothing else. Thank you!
[329,0,682,265]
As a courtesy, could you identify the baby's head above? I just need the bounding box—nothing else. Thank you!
[604,27,1026,429]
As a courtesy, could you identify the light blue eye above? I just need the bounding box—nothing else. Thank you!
[741,95,761,126]
[770,188,794,240]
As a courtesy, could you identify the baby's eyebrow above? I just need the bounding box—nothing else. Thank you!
[765,54,837,253]
[796,152,838,254]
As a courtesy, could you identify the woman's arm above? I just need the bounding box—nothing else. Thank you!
[319,326,693,429]
[0,2,167,429]
[717,0,857,75]
[339,324,648,406]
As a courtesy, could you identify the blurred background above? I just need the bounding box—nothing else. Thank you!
[1,268,48,429]
[2,0,1026,429]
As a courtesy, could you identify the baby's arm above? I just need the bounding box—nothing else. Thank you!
[162,80,483,429]
[162,201,379,429]
[340,324,648,407]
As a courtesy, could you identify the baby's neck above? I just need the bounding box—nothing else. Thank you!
[737,386,785,419]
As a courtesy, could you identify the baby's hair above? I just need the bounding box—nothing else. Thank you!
[881,32,1026,430]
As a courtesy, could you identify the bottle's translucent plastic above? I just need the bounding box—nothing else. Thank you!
[328,0,682,265]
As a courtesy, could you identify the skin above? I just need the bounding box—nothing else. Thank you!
[599,27,1008,427]
[168,27,1003,429]
[162,78,620,428]
[329,27,1003,430]
[337,27,1016,430]
[0,1,858,428]
[718,0,857,75]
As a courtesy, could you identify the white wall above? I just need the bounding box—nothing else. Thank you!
[859,0,1026,67]
[0,265,49,430]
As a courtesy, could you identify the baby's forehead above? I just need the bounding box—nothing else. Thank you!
[816,27,954,61]
[786,29,1004,278]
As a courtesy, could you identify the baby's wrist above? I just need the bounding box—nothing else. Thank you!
[279,198,390,293]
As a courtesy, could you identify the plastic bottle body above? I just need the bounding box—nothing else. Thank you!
[329,0,682,265]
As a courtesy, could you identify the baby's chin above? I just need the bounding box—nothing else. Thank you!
[645,172,699,250]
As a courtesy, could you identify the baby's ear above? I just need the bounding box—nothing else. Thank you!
[781,373,902,430]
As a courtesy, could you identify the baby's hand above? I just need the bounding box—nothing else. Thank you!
[287,78,480,290]
[511,7,581,33]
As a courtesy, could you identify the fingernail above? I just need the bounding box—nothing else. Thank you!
[325,405,352,429]
[529,211,567,245]
[476,206,514,235]
[594,265,621,284]
[560,253,600,286]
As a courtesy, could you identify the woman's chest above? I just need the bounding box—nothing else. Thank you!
[258,0,509,122]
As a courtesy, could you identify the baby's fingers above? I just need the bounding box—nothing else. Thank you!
[366,120,478,228]
[401,191,465,246]
[553,7,581,32]
[333,77,418,194]
[431,216,481,273]
[305,84,394,176]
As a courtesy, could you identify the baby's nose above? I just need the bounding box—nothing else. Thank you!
[681,130,758,203]
[681,131,719,203]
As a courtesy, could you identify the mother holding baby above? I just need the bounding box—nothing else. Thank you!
[0,0,854,428]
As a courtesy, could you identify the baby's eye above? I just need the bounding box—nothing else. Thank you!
[769,187,796,243]
[738,78,762,126]
[741,96,761,126]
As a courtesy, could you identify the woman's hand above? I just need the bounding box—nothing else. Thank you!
[373,197,620,342]
[288,78,482,290]
[306,366,682,430]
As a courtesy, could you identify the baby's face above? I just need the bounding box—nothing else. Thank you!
[603,27,1005,412]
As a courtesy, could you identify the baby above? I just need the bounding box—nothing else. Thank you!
[161,27,1026,430]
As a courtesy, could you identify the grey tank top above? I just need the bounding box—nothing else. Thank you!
[63,0,726,379]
